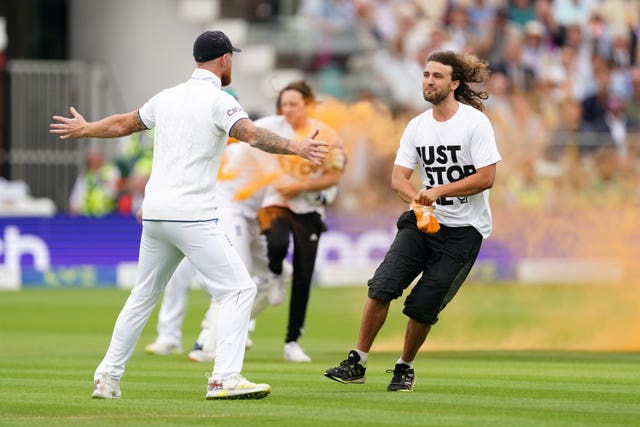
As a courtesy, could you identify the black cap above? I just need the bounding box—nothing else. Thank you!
[193,30,241,62]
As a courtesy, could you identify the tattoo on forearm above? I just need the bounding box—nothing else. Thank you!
[231,119,293,154]
[254,128,292,154]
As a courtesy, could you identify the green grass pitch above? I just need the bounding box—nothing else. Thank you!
[1,284,639,426]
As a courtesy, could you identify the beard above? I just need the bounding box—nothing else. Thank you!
[221,70,232,86]
[423,87,450,105]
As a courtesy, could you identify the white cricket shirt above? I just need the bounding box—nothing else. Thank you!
[394,102,501,238]
[138,69,249,221]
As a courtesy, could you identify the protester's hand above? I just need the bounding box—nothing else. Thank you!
[413,187,442,207]
[295,129,328,165]
[49,106,87,140]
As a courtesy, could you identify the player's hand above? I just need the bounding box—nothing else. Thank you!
[49,106,87,140]
[295,129,328,166]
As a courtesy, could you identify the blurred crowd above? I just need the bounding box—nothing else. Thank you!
[70,0,640,217]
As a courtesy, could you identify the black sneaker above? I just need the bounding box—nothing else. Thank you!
[324,350,366,384]
[386,363,416,392]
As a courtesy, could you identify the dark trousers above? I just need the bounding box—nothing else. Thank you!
[258,206,326,342]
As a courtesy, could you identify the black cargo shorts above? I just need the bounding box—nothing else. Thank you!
[367,209,482,324]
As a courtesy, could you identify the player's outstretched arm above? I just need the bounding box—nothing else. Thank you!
[229,118,328,165]
[49,106,147,140]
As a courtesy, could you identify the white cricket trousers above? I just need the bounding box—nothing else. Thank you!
[94,220,256,381]
[153,209,270,348]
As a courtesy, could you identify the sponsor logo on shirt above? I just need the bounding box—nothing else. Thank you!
[227,107,243,116]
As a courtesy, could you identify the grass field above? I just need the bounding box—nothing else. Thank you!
[1,284,639,426]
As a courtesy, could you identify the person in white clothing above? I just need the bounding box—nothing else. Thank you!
[325,50,501,392]
[145,139,277,362]
[49,30,328,400]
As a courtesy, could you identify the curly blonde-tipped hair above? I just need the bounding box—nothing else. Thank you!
[427,51,490,111]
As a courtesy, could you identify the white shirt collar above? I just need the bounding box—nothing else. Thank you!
[190,68,222,89]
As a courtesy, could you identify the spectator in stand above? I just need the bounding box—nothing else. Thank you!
[533,0,565,49]
[492,32,537,92]
[552,0,598,28]
[561,21,596,100]
[467,0,498,39]
[443,3,473,53]
[581,58,613,125]
[624,66,640,130]
[115,129,154,180]
[587,92,629,158]
[507,0,537,28]
[521,20,553,79]
[117,156,151,217]
[69,143,121,217]
[476,8,519,72]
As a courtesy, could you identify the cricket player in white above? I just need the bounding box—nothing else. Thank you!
[145,139,276,362]
[49,30,328,400]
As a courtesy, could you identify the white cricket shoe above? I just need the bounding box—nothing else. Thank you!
[267,272,286,305]
[145,340,182,356]
[284,341,311,363]
[267,262,292,306]
[205,374,271,400]
[92,373,121,399]
[188,349,215,363]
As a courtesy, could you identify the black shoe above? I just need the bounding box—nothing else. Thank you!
[386,363,415,392]
[324,350,366,384]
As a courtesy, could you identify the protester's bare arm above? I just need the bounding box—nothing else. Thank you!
[391,165,419,204]
[49,106,147,140]
[230,118,328,165]
[414,163,497,206]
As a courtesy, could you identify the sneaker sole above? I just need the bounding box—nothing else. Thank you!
[324,373,365,384]
[188,354,215,363]
[387,379,416,392]
[206,388,271,400]
[91,392,121,399]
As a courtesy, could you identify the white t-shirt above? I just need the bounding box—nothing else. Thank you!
[138,69,249,221]
[394,102,501,238]
[255,115,343,215]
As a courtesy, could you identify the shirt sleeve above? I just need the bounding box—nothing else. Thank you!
[213,91,250,135]
[394,118,419,170]
[138,94,158,129]
[470,113,502,169]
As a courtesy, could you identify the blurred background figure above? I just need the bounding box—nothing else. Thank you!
[117,155,151,217]
[68,143,121,217]
[256,80,346,363]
